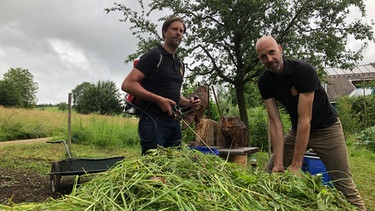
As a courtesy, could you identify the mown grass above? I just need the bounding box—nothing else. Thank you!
[7,147,359,210]
[347,136,375,210]
[0,106,374,210]
[0,142,141,175]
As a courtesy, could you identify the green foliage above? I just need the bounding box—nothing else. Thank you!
[357,78,375,90]
[335,95,375,135]
[0,108,375,209]
[351,95,375,128]
[229,82,264,108]
[335,97,361,135]
[0,67,38,108]
[7,147,356,210]
[210,85,238,118]
[72,82,92,107]
[70,117,139,149]
[182,121,196,144]
[0,80,18,107]
[105,0,374,133]
[247,106,291,150]
[248,107,268,149]
[206,99,221,121]
[57,102,68,112]
[72,80,123,115]
[356,126,375,152]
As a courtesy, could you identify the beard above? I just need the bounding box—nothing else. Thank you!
[267,56,283,73]
[168,37,181,49]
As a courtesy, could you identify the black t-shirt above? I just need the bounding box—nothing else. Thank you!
[257,58,337,132]
[135,46,184,120]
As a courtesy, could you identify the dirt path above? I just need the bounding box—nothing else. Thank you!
[0,137,52,146]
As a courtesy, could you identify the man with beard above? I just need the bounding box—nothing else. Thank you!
[122,17,201,155]
[255,35,366,210]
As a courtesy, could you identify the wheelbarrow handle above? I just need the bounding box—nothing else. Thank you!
[46,140,72,158]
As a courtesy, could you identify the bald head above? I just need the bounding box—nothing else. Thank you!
[255,36,279,55]
[255,36,284,73]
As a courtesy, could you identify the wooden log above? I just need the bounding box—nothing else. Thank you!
[221,116,249,148]
[230,155,248,166]
[195,118,225,146]
[193,116,249,148]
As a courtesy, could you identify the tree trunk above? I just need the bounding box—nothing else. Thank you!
[234,81,250,132]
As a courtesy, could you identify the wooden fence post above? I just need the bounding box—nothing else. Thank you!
[68,93,72,149]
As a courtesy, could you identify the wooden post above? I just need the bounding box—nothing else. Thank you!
[229,155,248,166]
[211,86,222,119]
[68,93,72,149]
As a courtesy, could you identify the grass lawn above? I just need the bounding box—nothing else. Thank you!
[347,144,375,210]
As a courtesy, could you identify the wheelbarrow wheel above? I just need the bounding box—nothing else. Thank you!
[50,162,61,193]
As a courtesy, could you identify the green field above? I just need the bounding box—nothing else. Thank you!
[0,106,374,210]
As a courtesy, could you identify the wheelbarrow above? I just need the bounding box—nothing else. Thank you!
[47,140,124,193]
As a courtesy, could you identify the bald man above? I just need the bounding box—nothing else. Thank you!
[256,36,366,210]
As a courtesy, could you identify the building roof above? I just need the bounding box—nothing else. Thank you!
[324,64,375,102]
[325,64,375,78]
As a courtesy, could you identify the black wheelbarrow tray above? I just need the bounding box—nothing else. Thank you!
[47,140,124,193]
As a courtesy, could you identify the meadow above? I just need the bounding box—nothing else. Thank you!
[0,106,374,210]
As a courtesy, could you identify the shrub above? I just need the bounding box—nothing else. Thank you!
[356,126,375,152]
[247,106,291,150]
[248,106,268,149]
[335,97,361,135]
[336,95,375,135]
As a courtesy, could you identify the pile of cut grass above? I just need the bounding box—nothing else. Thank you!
[1,145,356,211]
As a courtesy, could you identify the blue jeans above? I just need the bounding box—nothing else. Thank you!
[138,116,182,155]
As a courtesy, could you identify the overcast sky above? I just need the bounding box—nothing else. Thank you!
[0,1,374,105]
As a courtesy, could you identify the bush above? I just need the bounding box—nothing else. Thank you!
[247,106,291,150]
[335,97,361,135]
[248,107,268,149]
[356,126,375,152]
[336,95,375,134]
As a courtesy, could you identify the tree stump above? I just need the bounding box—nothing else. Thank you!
[183,85,256,166]
[221,116,249,148]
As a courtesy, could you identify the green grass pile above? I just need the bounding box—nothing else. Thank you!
[1,145,356,210]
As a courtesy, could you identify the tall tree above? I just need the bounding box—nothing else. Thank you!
[0,67,38,108]
[72,81,123,115]
[72,82,93,110]
[106,0,374,129]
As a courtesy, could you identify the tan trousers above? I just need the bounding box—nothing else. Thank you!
[266,119,366,210]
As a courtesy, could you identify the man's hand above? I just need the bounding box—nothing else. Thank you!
[288,162,303,175]
[190,96,201,110]
[272,165,285,173]
[157,97,177,116]
[288,166,302,175]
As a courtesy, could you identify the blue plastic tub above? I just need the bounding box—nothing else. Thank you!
[302,153,331,186]
[190,146,219,155]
